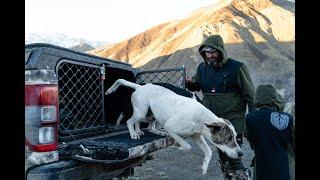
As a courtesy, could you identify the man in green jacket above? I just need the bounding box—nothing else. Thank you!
[186,35,255,179]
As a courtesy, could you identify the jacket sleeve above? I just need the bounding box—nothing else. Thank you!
[287,117,295,177]
[186,65,201,91]
[289,118,295,155]
[245,115,255,150]
[237,64,256,113]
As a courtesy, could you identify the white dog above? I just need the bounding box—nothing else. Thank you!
[105,79,243,175]
[113,82,201,137]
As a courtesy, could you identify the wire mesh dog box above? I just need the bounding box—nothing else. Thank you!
[56,60,105,141]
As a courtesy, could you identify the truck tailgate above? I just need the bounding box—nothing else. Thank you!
[59,130,173,164]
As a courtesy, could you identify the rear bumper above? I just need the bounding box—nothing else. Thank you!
[26,156,147,180]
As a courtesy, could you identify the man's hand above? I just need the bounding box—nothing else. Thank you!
[185,77,201,91]
[186,77,192,83]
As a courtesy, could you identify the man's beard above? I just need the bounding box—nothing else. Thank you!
[207,58,219,66]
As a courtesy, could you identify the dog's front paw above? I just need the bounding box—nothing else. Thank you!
[130,131,140,139]
[136,130,144,136]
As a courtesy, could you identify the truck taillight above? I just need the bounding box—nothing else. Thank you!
[25,85,58,152]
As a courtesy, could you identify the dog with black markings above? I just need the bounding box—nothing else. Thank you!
[113,82,201,136]
[105,79,243,175]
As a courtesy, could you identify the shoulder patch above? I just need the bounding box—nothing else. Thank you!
[270,112,289,130]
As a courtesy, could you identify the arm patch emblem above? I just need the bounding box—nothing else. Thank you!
[270,112,289,130]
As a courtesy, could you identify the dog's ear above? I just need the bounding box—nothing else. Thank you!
[205,122,222,132]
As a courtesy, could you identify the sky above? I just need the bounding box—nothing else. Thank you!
[26,0,218,43]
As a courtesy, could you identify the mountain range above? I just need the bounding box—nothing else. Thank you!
[25,32,108,49]
[88,0,295,112]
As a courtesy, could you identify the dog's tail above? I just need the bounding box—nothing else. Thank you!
[105,79,141,95]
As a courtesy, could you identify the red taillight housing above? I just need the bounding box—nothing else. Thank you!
[25,85,59,152]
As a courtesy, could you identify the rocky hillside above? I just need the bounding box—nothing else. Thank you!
[89,0,295,112]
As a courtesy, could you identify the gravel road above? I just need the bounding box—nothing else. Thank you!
[122,138,254,180]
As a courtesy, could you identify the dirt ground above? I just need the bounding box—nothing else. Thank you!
[124,138,254,180]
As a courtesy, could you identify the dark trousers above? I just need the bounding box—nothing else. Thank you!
[218,133,244,171]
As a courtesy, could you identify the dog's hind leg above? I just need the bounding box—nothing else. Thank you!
[127,93,149,139]
[127,116,145,139]
[134,121,144,136]
[192,135,212,175]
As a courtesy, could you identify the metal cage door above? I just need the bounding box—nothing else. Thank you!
[135,67,186,88]
[56,60,106,141]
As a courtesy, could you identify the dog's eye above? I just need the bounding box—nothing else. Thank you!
[228,136,233,142]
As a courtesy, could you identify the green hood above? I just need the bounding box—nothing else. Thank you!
[255,84,285,112]
[199,35,228,67]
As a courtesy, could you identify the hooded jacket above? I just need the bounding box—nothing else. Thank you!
[246,84,294,180]
[188,35,255,134]
[254,84,285,111]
